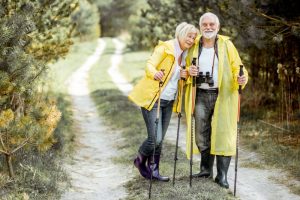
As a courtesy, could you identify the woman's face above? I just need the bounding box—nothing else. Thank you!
[179,32,197,50]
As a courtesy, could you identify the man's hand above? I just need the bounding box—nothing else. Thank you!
[237,75,246,85]
[154,70,164,81]
[189,65,198,76]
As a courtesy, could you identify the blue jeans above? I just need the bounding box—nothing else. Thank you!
[194,90,218,153]
[139,99,174,156]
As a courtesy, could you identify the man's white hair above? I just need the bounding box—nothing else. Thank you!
[199,12,220,28]
[175,22,199,40]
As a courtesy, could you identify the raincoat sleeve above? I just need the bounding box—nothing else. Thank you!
[226,40,248,90]
[145,43,167,80]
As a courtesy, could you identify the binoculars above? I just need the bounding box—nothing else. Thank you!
[197,71,214,87]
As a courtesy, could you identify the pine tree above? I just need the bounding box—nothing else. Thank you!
[0,0,78,177]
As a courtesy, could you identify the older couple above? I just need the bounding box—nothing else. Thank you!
[129,12,248,189]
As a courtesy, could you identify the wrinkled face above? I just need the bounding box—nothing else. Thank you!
[200,16,219,39]
[179,32,197,50]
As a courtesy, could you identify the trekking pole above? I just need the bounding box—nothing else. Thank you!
[149,69,164,199]
[234,65,244,197]
[172,65,186,186]
[190,58,197,187]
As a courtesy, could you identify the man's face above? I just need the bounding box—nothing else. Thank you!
[200,16,219,39]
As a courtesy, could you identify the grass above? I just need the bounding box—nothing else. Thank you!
[0,149,69,200]
[118,50,150,85]
[88,38,236,199]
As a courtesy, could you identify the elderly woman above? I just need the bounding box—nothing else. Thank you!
[128,22,199,181]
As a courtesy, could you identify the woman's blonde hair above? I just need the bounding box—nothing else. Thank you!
[175,22,199,40]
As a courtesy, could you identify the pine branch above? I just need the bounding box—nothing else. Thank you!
[0,149,8,155]
[10,65,30,80]
[29,64,47,83]
[11,137,31,154]
[10,93,15,106]
[0,132,8,152]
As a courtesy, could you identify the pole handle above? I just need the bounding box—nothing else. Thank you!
[159,69,165,86]
[192,58,197,65]
[238,65,244,94]
[192,58,197,87]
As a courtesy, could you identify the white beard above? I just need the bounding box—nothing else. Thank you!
[202,30,218,39]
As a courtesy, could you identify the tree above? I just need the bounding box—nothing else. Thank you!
[91,0,145,36]
[71,0,101,40]
[0,0,78,177]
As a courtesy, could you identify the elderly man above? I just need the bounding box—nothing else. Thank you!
[184,12,248,189]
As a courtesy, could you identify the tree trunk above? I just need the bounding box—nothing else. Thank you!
[6,154,14,177]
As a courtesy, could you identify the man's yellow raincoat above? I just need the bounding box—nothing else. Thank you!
[128,40,183,113]
[184,35,248,159]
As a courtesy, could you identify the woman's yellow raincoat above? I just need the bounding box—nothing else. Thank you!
[128,40,184,113]
[184,35,248,159]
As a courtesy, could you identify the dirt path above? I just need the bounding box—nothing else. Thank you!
[61,39,130,200]
[111,39,300,200]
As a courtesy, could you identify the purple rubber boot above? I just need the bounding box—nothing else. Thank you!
[148,155,169,182]
[134,153,150,179]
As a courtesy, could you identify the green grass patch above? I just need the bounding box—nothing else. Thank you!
[239,161,267,169]
[89,38,236,199]
[118,50,149,85]
[52,93,75,155]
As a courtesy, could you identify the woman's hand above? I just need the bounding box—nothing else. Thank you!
[154,70,165,81]
[189,65,198,76]
[180,69,188,79]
